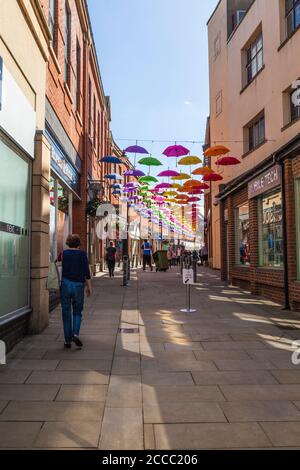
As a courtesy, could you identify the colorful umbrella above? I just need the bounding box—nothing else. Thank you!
[188,188,204,195]
[216,156,241,166]
[183,179,202,189]
[197,183,210,190]
[124,145,149,154]
[178,156,202,166]
[154,183,171,190]
[176,194,189,200]
[139,176,158,184]
[188,197,201,203]
[163,191,178,197]
[104,174,123,181]
[111,183,122,189]
[163,145,190,157]
[99,156,122,164]
[157,170,180,177]
[203,173,223,182]
[171,173,191,181]
[204,145,230,157]
[123,169,145,177]
[192,166,214,176]
[171,183,183,189]
[138,157,162,166]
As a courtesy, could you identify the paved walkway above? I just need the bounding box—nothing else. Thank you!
[1,266,300,449]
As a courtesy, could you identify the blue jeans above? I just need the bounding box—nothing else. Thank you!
[60,278,85,344]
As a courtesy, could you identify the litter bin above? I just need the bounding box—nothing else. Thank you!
[153,251,169,272]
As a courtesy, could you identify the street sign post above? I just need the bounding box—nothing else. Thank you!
[181,269,196,313]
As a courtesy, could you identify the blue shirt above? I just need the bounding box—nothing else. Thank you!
[142,242,151,255]
[62,250,91,283]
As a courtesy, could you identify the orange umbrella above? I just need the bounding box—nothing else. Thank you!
[183,179,202,189]
[203,173,223,182]
[175,194,189,200]
[204,145,230,158]
[192,166,214,176]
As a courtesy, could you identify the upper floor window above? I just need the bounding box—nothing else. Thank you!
[93,96,97,147]
[244,112,265,154]
[290,88,300,121]
[246,33,263,83]
[76,40,81,113]
[64,2,71,87]
[286,0,300,37]
[88,79,92,136]
[49,0,57,50]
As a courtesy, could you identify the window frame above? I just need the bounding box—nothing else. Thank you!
[248,114,265,152]
[76,39,81,113]
[64,1,71,87]
[234,203,250,266]
[246,33,263,84]
[286,0,300,38]
[290,89,300,122]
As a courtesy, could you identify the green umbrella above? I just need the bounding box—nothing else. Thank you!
[139,175,158,183]
[138,157,162,167]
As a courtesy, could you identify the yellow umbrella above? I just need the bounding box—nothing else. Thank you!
[178,156,202,166]
[171,173,191,181]
[171,183,183,189]
[163,191,178,197]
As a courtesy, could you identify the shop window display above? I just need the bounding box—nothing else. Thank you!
[259,189,283,268]
[235,203,250,265]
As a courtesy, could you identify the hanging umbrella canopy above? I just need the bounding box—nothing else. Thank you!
[112,190,122,195]
[138,157,162,166]
[204,145,230,157]
[163,145,190,157]
[203,173,223,182]
[139,176,158,184]
[171,173,191,181]
[99,156,123,164]
[154,183,171,190]
[104,173,123,181]
[197,183,210,190]
[183,179,202,189]
[171,183,183,189]
[188,197,201,203]
[216,156,241,166]
[111,183,122,189]
[178,156,202,166]
[123,169,145,177]
[188,188,204,195]
[157,170,180,177]
[176,194,189,200]
[192,166,214,176]
[124,145,149,154]
[163,191,178,197]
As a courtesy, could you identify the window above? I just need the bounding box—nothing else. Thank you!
[290,88,300,121]
[98,111,101,155]
[235,204,250,265]
[246,34,263,83]
[76,40,81,113]
[93,96,96,147]
[88,79,92,136]
[286,0,300,37]
[64,2,71,86]
[248,114,265,152]
[216,91,222,116]
[258,189,283,268]
[296,179,300,279]
[214,32,221,60]
[49,0,56,50]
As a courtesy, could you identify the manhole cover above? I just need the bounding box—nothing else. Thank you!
[118,328,139,333]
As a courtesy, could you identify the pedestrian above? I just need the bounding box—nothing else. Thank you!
[176,246,182,265]
[142,239,153,271]
[60,234,92,349]
[200,244,208,267]
[167,245,173,268]
[106,241,117,277]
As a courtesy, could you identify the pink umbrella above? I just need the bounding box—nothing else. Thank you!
[155,183,171,189]
[157,170,180,177]
[163,145,190,157]
[188,188,204,195]
[216,156,241,166]
[188,197,201,203]
[203,173,223,182]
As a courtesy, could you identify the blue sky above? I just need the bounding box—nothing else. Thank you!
[87,0,218,170]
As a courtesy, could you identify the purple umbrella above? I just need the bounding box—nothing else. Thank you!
[163,145,190,157]
[124,145,149,154]
[154,183,171,190]
[123,169,145,177]
[157,170,180,177]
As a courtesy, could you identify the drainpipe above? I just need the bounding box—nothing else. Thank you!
[280,160,290,310]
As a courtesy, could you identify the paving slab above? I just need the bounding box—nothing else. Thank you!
[0,370,32,383]
[141,372,194,386]
[220,385,300,401]
[0,401,104,422]
[192,370,278,385]
[56,359,112,371]
[34,421,102,448]
[220,400,300,422]
[260,422,300,447]
[153,423,272,449]
[272,370,300,384]
[99,408,143,450]
[214,359,276,371]
[143,402,226,424]
[193,350,251,361]
[0,402,8,414]
[56,385,108,402]
[4,360,59,371]
[142,385,225,404]
[0,422,43,448]
[106,375,142,408]
[26,371,110,385]
[0,384,60,401]
[201,341,268,350]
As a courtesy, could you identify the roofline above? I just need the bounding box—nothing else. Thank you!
[207,0,222,26]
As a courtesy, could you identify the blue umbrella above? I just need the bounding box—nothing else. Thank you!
[112,190,121,196]
[99,156,123,164]
[111,183,122,189]
[104,174,123,181]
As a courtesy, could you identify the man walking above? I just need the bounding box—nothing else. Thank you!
[142,239,153,271]
[106,241,117,277]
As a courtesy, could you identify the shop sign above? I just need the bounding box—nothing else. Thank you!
[248,165,281,199]
[0,221,23,235]
[51,145,80,196]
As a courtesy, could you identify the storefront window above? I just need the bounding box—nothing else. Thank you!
[0,138,30,319]
[259,189,283,268]
[49,176,70,261]
[296,179,300,279]
[235,203,250,265]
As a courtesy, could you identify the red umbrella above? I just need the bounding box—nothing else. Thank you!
[216,156,241,166]
[188,197,201,202]
[197,183,210,190]
[203,173,223,182]
[163,145,190,157]
[188,188,204,195]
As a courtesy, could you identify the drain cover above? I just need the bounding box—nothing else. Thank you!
[118,328,139,333]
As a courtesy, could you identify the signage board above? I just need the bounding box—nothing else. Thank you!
[183,269,194,285]
[248,165,281,199]
[0,221,25,235]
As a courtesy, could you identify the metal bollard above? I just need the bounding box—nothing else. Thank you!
[123,255,129,286]
[192,258,197,284]
[127,257,131,281]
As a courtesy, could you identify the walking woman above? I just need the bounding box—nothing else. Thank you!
[106,241,117,277]
[60,234,92,349]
